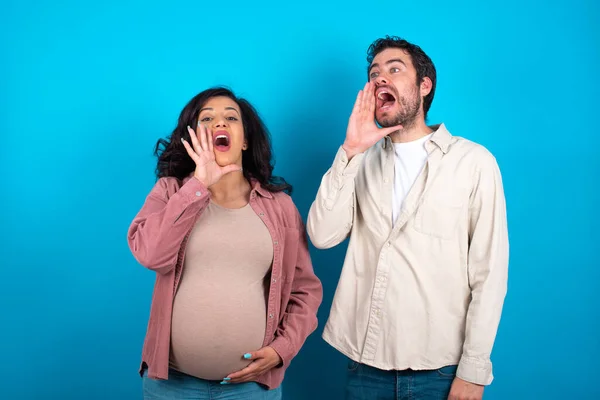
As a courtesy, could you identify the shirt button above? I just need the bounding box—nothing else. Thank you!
[195,191,202,197]
[259,213,264,216]
[274,241,278,245]
[383,178,389,183]
[272,278,277,283]
[269,314,274,318]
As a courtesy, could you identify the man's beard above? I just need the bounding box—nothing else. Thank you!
[376,86,421,130]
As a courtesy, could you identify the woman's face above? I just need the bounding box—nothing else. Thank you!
[197,96,246,167]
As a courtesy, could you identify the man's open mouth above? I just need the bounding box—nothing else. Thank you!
[376,88,396,110]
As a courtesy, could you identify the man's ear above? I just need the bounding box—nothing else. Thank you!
[420,76,432,97]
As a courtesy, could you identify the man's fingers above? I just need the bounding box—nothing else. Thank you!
[352,89,363,117]
[359,82,370,114]
[367,82,376,113]
[362,82,374,113]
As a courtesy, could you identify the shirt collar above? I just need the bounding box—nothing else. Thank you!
[251,179,273,199]
[382,123,453,154]
[428,123,452,154]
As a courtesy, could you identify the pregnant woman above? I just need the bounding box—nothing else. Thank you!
[127,87,323,399]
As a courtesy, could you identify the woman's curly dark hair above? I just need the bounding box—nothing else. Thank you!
[154,87,292,194]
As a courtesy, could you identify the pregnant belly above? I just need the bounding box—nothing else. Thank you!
[169,286,268,380]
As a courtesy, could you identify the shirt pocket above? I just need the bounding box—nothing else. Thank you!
[413,187,466,240]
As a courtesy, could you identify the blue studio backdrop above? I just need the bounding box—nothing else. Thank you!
[1,0,599,399]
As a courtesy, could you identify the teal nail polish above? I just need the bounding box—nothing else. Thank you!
[243,353,252,359]
[223,378,231,381]
[220,381,230,385]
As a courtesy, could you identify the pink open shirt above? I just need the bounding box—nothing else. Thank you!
[127,176,323,389]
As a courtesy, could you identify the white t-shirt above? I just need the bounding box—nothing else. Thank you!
[392,133,433,225]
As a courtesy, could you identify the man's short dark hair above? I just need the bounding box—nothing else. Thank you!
[367,36,437,118]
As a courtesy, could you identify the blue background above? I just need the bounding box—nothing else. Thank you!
[1,0,598,398]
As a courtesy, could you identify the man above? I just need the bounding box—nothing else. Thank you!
[307,36,509,400]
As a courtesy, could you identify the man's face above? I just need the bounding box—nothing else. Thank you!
[368,48,424,129]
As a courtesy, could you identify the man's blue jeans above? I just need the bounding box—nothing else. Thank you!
[346,359,457,400]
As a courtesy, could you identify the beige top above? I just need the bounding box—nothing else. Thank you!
[307,124,509,386]
[170,201,274,380]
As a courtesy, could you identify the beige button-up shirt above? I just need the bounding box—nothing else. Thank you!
[307,124,508,385]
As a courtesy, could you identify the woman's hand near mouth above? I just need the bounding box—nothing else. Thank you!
[182,124,242,187]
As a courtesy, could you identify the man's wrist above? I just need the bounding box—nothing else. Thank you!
[342,143,361,160]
